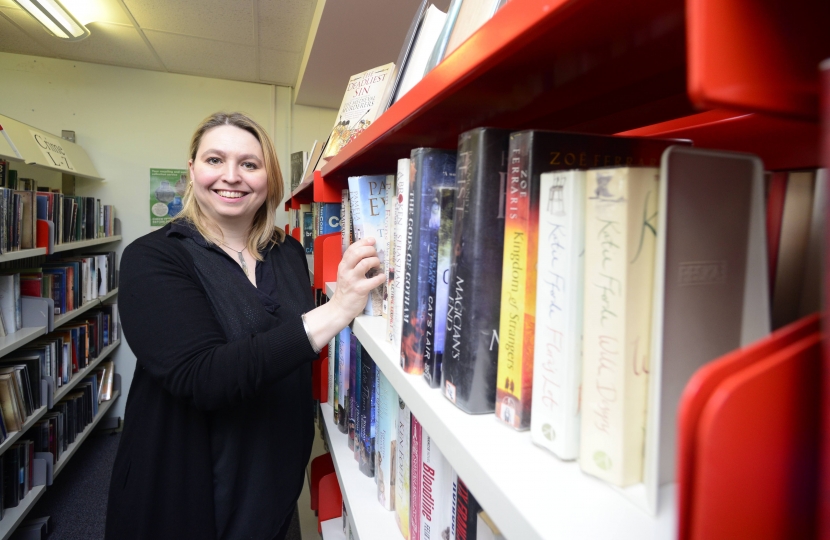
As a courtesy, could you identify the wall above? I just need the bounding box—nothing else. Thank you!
[0,51,334,419]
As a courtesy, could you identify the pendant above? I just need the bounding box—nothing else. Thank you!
[237,251,249,276]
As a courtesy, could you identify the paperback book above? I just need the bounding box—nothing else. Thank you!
[376,370,399,510]
[424,187,455,388]
[420,430,451,540]
[358,350,377,477]
[393,158,412,352]
[349,175,391,316]
[336,326,351,433]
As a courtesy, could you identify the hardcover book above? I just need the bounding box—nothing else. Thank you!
[383,173,396,325]
[420,430,451,540]
[290,150,307,192]
[348,332,359,450]
[442,127,509,414]
[336,326,351,433]
[393,158,412,352]
[409,414,423,540]
[349,175,391,316]
[424,187,455,388]
[530,170,586,460]
[455,476,481,540]
[496,131,681,430]
[400,148,456,375]
[341,189,352,255]
[358,350,377,477]
[395,398,412,539]
[376,369,399,510]
[580,166,660,487]
[322,63,396,161]
[393,4,448,104]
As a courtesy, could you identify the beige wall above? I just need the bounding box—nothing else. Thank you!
[0,51,335,420]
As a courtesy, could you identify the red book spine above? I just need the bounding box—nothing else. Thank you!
[409,416,422,540]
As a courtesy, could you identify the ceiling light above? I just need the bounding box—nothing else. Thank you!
[12,0,90,41]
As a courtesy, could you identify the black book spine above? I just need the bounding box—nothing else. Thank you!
[3,446,18,508]
[348,335,360,451]
[455,477,481,540]
[358,349,376,477]
[400,148,456,375]
[441,128,510,413]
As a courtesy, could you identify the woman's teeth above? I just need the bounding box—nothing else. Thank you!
[216,190,245,199]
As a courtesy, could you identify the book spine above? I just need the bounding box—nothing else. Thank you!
[455,477,480,540]
[384,173,396,329]
[395,398,412,539]
[376,370,399,510]
[496,131,535,430]
[359,350,377,477]
[393,159,411,353]
[530,170,585,460]
[348,333,359,450]
[443,129,509,414]
[449,470,458,540]
[341,189,351,254]
[337,327,351,433]
[579,167,658,487]
[409,415,423,540]
[328,334,337,408]
[424,187,455,388]
[420,431,451,540]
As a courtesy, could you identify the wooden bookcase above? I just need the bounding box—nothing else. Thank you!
[0,122,122,539]
[293,0,829,538]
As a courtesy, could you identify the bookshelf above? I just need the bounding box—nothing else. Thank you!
[50,235,122,253]
[0,327,48,358]
[0,485,46,540]
[53,340,121,403]
[308,0,827,538]
[53,389,121,478]
[321,518,346,540]
[0,249,48,264]
[53,288,119,327]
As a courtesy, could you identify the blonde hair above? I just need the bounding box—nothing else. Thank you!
[175,111,285,259]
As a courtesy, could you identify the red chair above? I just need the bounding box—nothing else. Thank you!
[317,472,342,533]
[309,453,334,512]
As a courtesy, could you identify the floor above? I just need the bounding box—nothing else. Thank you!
[20,424,328,540]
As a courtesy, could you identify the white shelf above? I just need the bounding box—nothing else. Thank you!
[320,404,400,540]
[51,235,121,253]
[351,315,677,540]
[53,340,120,403]
[54,288,118,328]
[321,518,346,540]
[0,484,46,540]
[0,405,48,458]
[0,248,47,263]
[0,327,48,357]
[53,389,120,478]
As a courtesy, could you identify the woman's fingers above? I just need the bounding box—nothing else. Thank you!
[341,238,378,268]
[354,256,381,277]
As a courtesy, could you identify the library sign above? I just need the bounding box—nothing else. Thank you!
[29,129,75,172]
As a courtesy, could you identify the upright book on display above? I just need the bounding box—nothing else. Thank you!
[349,175,390,316]
[375,370,399,510]
[442,128,509,414]
[424,187,455,388]
[393,159,412,353]
[400,149,456,375]
[395,398,412,539]
[496,131,680,430]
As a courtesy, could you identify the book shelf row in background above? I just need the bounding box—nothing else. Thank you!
[0,236,121,265]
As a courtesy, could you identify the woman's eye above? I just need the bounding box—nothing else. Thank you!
[242,162,258,170]
[206,157,221,165]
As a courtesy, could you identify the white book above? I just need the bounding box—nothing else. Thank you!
[375,370,399,510]
[393,159,412,352]
[395,5,448,103]
[96,254,108,295]
[395,398,412,539]
[420,430,451,540]
[530,170,585,461]
[0,274,18,334]
[328,335,336,408]
[384,173,397,331]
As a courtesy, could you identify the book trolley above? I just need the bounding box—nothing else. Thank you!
[0,117,121,539]
[290,1,829,538]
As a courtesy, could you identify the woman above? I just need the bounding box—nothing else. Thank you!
[105,112,385,539]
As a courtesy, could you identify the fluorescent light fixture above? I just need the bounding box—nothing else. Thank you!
[12,0,90,40]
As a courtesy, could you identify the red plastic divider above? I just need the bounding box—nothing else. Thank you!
[309,453,334,512]
[318,473,342,533]
[313,233,342,291]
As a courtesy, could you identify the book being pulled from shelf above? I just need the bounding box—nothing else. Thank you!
[349,175,390,316]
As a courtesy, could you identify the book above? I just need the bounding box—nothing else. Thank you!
[303,211,314,254]
[358,349,377,477]
[442,127,509,414]
[423,0,464,75]
[496,131,680,430]
[348,332,359,450]
[401,148,457,375]
[443,0,503,58]
[319,203,343,235]
[395,398,412,538]
[302,140,323,184]
[348,175,391,316]
[328,334,336,408]
[456,476,481,540]
[530,170,586,460]
[290,150,308,192]
[393,158,412,352]
[580,166,660,487]
[385,0,430,109]
[376,369,399,510]
[409,414,423,540]
[322,63,396,161]
[420,430,451,540]
[0,274,18,334]
[383,173,396,326]
[335,326,350,432]
[393,4,449,104]
[341,189,352,255]
[424,187,455,388]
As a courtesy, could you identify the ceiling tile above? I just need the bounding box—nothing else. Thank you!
[55,22,165,71]
[144,30,258,82]
[257,0,313,53]
[259,48,299,85]
[0,10,53,57]
[124,0,255,46]
[60,0,134,26]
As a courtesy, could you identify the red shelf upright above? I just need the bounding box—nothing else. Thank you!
[313,233,341,291]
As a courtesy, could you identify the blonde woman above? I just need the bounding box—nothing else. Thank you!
[105,112,384,540]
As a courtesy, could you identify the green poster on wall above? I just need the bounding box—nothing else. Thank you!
[150,168,187,226]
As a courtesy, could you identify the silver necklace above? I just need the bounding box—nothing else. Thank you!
[214,238,249,276]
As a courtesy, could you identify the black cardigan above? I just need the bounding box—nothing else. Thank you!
[105,224,318,540]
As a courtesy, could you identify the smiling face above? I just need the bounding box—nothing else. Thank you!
[188,124,268,231]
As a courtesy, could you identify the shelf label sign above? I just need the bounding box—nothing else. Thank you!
[29,129,75,172]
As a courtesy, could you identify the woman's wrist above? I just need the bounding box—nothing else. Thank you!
[301,300,354,352]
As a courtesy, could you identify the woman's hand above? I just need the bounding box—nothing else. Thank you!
[301,238,387,351]
[330,237,387,321]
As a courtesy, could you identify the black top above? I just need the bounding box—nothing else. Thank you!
[105,222,318,540]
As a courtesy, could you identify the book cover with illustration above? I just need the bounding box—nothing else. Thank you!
[496,131,682,430]
[319,203,343,235]
[376,369,399,510]
[580,166,659,487]
[348,332,360,451]
[442,128,509,414]
[349,175,390,316]
[530,170,586,460]
[424,187,455,388]
[322,63,396,160]
[384,174,396,325]
[336,326,351,433]
[419,430,451,540]
[393,158,412,351]
[358,350,377,477]
[395,398,412,538]
[400,149,456,375]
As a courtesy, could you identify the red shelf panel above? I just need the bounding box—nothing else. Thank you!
[687,0,830,121]
[319,0,689,189]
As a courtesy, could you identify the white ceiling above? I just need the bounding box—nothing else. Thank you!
[0,0,315,86]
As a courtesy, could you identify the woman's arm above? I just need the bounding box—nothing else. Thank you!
[119,239,318,411]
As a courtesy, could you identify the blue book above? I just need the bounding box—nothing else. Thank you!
[348,175,391,315]
[303,212,314,254]
[358,348,377,477]
[336,326,350,433]
[375,369,399,509]
[320,203,343,235]
[400,149,456,375]
[36,195,48,221]
[348,333,360,451]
